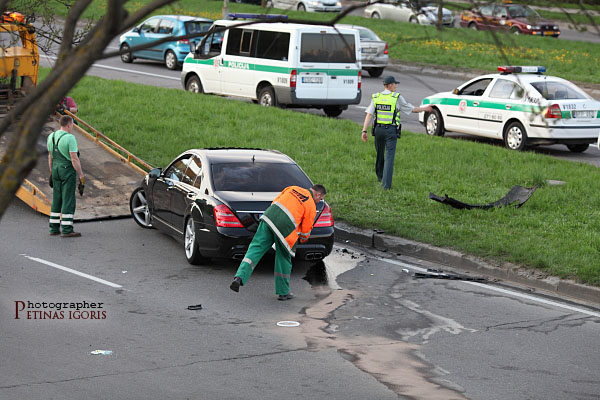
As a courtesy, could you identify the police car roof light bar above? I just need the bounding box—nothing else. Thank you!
[228,13,288,20]
[497,66,546,74]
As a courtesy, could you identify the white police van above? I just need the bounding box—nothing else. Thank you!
[181,15,361,117]
[420,66,600,152]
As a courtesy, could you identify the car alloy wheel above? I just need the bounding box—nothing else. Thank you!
[426,109,444,136]
[165,50,177,70]
[504,122,527,150]
[129,187,153,228]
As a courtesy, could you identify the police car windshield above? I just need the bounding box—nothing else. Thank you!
[530,81,590,100]
[211,162,312,192]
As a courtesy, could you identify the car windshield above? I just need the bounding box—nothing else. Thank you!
[530,81,590,100]
[185,21,212,35]
[507,5,538,18]
[211,162,313,192]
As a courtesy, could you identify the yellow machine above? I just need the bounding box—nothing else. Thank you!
[0,11,38,103]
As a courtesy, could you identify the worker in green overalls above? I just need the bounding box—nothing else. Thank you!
[47,115,85,237]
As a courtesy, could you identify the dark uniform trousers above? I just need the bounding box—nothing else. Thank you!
[373,125,397,190]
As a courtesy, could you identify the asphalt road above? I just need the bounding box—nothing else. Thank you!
[1,200,599,399]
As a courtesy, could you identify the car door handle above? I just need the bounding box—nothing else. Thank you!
[166,186,174,191]
[473,101,479,106]
[505,104,512,109]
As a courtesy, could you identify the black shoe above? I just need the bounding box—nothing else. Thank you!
[230,277,242,292]
[277,293,294,301]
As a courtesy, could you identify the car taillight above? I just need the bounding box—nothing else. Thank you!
[384,43,388,55]
[290,69,297,88]
[313,204,334,228]
[545,104,562,119]
[214,204,244,228]
[358,70,361,90]
[177,39,189,45]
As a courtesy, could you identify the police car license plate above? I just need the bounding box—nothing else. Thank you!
[572,111,594,118]
[302,76,323,84]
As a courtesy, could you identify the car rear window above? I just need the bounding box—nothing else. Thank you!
[530,81,590,100]
[211,162,313,192]
[358,28,378,41]
[300,33,356,63]
[185,21,212,35]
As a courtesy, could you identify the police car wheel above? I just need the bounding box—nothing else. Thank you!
[426,109,444,137]
[566,144,589,153]
[120,44,133,63]
[259,87,277,107]
[186,76,203,93]
[184,217,210,265]
[129,187,153,229]
[504,122,528,151]
[165,50,178,70]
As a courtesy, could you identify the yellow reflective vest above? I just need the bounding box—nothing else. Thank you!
[373,92,401,126]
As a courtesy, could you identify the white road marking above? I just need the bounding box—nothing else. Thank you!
[378,257,600,318]
[23,255,122,288]
[42,54,180,81]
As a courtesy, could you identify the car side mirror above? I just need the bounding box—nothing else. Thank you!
[452,88,459,95]
[133,26,141,33]
[189,41,196,54]
[149,167,162,178]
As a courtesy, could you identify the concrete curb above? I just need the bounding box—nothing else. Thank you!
[334,221,600,305]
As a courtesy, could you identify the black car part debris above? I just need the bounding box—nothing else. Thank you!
[187,304,203,310]
[429,185,537,210]
[414,268,488,282]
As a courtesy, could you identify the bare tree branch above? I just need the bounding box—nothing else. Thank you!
[58,0,94,58]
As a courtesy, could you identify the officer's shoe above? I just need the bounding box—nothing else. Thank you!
[230,277,242,292]
[277,293,294,301]
[61,232,81,238]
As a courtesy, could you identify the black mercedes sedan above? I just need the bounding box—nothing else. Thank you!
[129,148,334,265]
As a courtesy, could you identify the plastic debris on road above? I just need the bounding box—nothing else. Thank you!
[187,304,203,310]
[429,185,537,210]
[90,350,112,355]
[277,321,300,327]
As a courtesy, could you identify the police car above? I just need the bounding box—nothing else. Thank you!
[419,66,600,152]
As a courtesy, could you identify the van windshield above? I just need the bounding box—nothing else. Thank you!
[300,33,356,63]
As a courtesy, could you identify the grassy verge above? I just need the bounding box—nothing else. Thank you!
[51,68,600,286]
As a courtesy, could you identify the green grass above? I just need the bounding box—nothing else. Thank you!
[49,68,600,286]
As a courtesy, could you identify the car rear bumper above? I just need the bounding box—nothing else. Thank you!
[274,87,362,107]
[361,56,388,69]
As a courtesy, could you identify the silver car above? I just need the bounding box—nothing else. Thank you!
[266,0,342,12]
[365,0,455,27]
[336,24,388,77]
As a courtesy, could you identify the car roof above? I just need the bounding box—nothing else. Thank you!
[188,148,295,164]
[469,72,565,84]
[151,15,213,23]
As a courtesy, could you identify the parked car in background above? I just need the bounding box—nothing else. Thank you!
[266,0,342,12]
[336,24,388,77]
[419,66,599,152]
[459,3,560,36]
[120,15,213,70]
[364,0,455,27]
[129,148,335,265]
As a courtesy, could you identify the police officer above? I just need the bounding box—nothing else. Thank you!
[361,76,432,190]
[230,184,327,301]
[47,115,85,237]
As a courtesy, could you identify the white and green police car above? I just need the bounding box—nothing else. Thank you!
[181,16,361,117]
[419,66,600,152]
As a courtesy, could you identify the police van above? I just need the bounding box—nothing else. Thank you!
[180,16,361,117]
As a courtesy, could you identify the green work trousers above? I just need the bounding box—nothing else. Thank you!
[234,221,293,296]
[49,164,76,234]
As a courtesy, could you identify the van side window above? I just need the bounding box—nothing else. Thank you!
[226,28,243,56]
[255,31,290,61]
[240,31,253,54]
[301,33,355,63]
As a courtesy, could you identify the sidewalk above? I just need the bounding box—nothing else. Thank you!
[334,221,600,306]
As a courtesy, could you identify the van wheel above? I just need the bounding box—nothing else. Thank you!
[186,75,204,93]
[259,87,277,107]
[324,106,343,118]
[298,3,306,11]
[165,50,178,70]
[566,143,589,153]
[120,43,134,63]
[504,121,528,151]
[368,68,384,77]
[371,12,380,19]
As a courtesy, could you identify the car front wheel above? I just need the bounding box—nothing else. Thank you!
[504,121,528,150]
[130,187,153,229]
[425,108,445,136]
[185,217,209,265]
[120,43,134,63]
[566,143,589,153]
[298,3,306,11]
[186,75,203,93]
[165,50,178,70]
[469,22,478,30]
[511,27,522,35]
[371,12,380,19]
[409,16,419,24]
